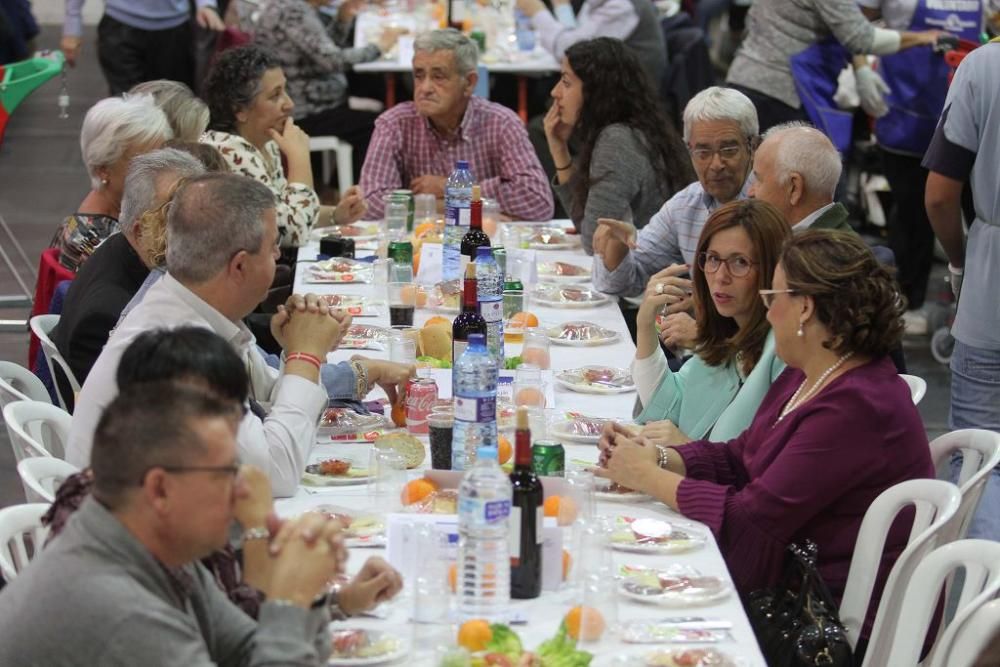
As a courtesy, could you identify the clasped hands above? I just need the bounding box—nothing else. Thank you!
[271,293,353,358]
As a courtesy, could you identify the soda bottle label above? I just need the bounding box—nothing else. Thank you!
[479,300,503,323]
[454,395,496,423]
[460,497,511,526]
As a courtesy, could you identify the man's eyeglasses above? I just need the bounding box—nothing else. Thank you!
[698,252,757,278]
[688,142,748,164]
[139,464,240,485]
[758,288,797,309]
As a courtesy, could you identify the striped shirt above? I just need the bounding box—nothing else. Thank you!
[358,97,554,221]
[592,179,751,298]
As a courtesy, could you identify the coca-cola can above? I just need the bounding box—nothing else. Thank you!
[405,377,438,434]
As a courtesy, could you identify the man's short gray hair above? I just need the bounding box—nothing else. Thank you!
[80,94,173,190]
[119,148,205,234]
[166,173,276,284]
[128,80,210,141]
[682,86,759,142]
[414,29,478,76]
[762,122,843,199]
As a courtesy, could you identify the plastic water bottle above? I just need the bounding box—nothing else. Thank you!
[514,9,535,52]
[457,445,512,621]
[444,160,475,281]
[475,247,504,364]
[452,333,498,470]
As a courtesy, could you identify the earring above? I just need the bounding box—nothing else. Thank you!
[796,321,804,337]
[101,178,109,186]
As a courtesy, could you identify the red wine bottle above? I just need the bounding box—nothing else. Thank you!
[510,407,543,599]
[452,262,488,365]
[461,184,491,259]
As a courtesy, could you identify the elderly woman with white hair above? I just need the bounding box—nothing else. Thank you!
[128,80,210,142]
[50,94,172,272]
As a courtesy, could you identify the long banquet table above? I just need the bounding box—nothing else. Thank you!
[284,223,766,666]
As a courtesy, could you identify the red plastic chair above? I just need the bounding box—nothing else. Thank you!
[28,248,74,365]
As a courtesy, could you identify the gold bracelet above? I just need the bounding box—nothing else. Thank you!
[349,360,369,398]
[243,526,270,542]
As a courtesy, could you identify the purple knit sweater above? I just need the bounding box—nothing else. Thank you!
[677,357,933,617]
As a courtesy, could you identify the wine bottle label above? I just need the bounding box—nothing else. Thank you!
[536,506,544,544]
[454,394,496,423]
[509,506,522,558]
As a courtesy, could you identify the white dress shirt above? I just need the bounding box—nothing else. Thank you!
[66,273,327,497]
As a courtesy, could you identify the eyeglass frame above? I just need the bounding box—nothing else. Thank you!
[687,138,754,164]
[138,463,241,486]
[758,288,798,309]
[697,251,758,278]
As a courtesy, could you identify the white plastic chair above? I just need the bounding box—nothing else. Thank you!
[309,136,353,196]
[0,360,51,408]
[2,400,72,461]
[929,429,1000,543]
[885,539,1000,667]
[939,598,1000,667]
[17,457,79,503]
[837,478,961,666]
[0,503,51,582]
[900,373,927,405]
[28,314,80,412]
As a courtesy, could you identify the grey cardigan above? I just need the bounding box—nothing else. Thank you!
[554,123,674,254]
[0,497,332,666]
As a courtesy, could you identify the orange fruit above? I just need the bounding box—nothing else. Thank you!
[562,549,572,581]
[520,347,550,370]
[514,386,546,407]
[390,395,407,428]
[401,478,438,505]
[509,312,539,329]
[543,495,561,517]
[498,435,512,465]
[457,619,492,652]
[425,315,452,328]
[448,562,457,593]
[565,605,606,642]
[543,495,579,526]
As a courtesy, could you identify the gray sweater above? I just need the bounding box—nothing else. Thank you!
[555,124,674,254]
[0,498,331,666]
[726,0,876,108]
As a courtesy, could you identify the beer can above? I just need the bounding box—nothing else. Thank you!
[405,377,439,434]
[391,189,415,231]
[388,240,414,267]
[492,245,507,281]
[532,441,565,476]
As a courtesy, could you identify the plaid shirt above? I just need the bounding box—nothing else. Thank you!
[359,97,554,221]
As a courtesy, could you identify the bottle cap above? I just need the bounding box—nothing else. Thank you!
[457,159,470,169]
[477,446,498,460]
[467,333,486,348]
[476,246,493,259]
[472,184,481,201]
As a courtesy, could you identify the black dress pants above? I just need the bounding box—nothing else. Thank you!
[882,148,934,310]
[96,14,195,95]
[728,84,808,134]
[297,105,378,186]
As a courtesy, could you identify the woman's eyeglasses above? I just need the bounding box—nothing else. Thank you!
[758,288,797,309]
[698,252,757,278]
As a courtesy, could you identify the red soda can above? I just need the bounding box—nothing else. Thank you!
[405,377,438,434]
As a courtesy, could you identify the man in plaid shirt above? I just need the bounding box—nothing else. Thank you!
[359,29,554,221]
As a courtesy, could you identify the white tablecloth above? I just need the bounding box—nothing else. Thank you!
[283,224,765,666]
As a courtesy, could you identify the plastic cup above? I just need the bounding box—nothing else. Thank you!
[521,328,551,370]
[513,364,547,408]
[367,445,407,513]
[428,407,454,470]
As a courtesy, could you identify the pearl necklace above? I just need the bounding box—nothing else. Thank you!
[777,352,854,422]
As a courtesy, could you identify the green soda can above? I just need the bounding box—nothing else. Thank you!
[493,246,507,281]
[388,240,413,266]
[391,189,414,231]
[532,441,565,476]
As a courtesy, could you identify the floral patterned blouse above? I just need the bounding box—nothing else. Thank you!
[50,212,120,272]
[200,130,320,247]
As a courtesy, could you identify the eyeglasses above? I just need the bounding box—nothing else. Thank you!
[698,252,757,277]
[688,142,747,163]
[758,288,798,309]
[139,464,240,485]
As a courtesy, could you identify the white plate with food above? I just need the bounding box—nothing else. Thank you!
[549,412,611,444]
[340,324,391,351]
[538,260,592,283]
[528,228,581,250]
[610,516,706,555]
[618,565,732,607]
[532,285,609,308]
[425,279,461,313]
[320,295,378,318]
[317,408,389,442]
[310,506,386,547]
[306,258,373,284]
[608,648,745,667]
[328,628,406,665]
[547,322,620,347]
[301,458,372,486]
[594,478,651,502]
[310,221,381,242]
[556,365,635,394]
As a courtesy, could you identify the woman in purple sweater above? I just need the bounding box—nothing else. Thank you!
[597,230,933,612]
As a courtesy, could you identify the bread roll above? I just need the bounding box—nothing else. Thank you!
[419,324,452,361]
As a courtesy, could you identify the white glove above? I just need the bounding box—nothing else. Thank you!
[855,65,891,118]
[948,263,964,300]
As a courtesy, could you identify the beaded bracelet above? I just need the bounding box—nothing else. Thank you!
[242,526,270,542]
[349,360,369,398]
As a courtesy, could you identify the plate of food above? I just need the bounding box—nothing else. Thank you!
[340,324,391,351]
[556,365,634,394]
[532,285,609,309]
[317,408,390,442]
[547,322,620,347]
[310,221,381,242]
[549,412,611,444]
[538,261,591,283]
[594,478,651,502]
[610,516,706,555]
[328,628,406,665]
[425,279,461,313]
[306,258,373,284]
[618,565,732,607]
[301,458,372,486]
[528,227,580,250]
[629,648,744,666]
[320,294,378,318]
[311,506,386,547]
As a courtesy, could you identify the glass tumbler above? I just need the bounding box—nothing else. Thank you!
[367,446,407,513]
[521,328,551,370]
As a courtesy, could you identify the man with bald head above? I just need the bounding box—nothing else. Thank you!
[748,122,853,232]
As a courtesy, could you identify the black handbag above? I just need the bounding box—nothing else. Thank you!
[745,541,854,667]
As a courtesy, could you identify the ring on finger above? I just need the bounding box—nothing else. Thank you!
[655,283,664,295]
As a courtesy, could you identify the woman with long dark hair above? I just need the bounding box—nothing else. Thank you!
[543,37,694,254]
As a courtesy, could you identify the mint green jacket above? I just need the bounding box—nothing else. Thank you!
[635,330,785,442]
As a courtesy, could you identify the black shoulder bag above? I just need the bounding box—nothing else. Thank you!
[744,541,855,667]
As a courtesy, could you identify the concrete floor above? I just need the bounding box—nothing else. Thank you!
[0,23,954,509]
